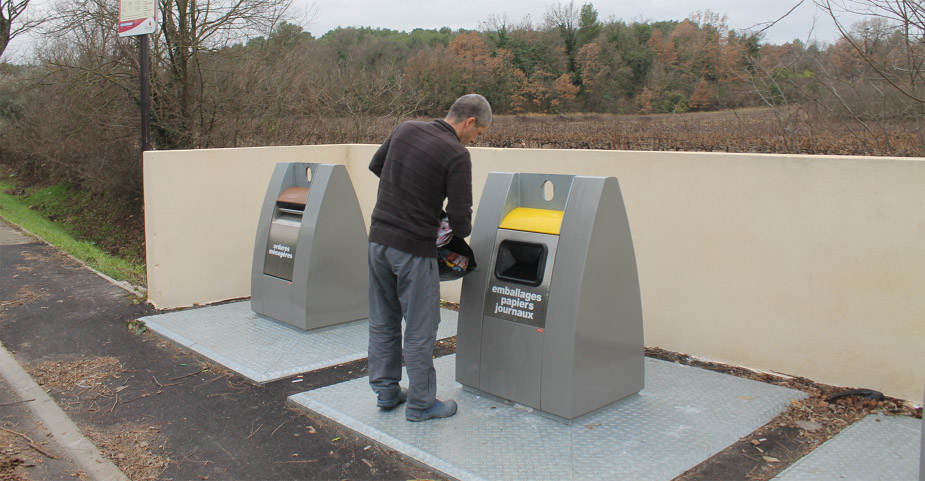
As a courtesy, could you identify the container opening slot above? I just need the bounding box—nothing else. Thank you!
[499,207,563,235]
[277,207,304,216]
[495,241,547,286]
[276,186,310,210]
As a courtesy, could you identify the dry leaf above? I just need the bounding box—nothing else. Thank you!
[795,420,823,431]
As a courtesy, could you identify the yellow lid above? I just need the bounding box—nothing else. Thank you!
[499,207,564,235]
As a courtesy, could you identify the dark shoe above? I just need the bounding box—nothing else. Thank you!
[377,387,407,410]
[405,399,457,422]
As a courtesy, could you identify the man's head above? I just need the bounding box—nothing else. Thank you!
[445,94,492,145]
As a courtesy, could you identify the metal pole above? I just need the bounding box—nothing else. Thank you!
[139,34,151,152]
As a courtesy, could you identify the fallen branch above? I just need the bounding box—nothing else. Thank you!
[202,373,229,386]
[158,433,171,450]
[246,424,263,440]
[118,394,149,405]
[0,399,35,406]
[202,371,228,386]
[274,460,318,464]
[169,369,208,382]
[270,420,290,436]
[152,376,179,388]
[0,427,58,459]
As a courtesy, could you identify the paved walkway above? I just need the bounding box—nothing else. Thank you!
[0,220,438,480]
[0,218,920,481]
[0,221,122,480]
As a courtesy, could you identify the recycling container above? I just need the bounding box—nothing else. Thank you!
[456,172,643,419]
[251,162,368,330]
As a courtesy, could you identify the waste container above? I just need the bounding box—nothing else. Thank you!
[251,162,369,330]
[456,172,644,419]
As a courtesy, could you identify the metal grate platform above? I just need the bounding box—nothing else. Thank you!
[141,301,458,383]
[290,355,807,481]
[774,412,922,481]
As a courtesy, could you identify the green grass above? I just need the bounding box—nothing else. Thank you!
[0,180,146,288]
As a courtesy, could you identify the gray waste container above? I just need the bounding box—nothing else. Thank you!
[456,172,644,419]
[251,162,369,330]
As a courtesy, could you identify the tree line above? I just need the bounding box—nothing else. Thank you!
[0,0,922,204]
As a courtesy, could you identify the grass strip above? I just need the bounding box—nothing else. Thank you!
[0,181,146,288]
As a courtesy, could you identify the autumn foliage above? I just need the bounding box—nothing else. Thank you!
[0,1,923,216]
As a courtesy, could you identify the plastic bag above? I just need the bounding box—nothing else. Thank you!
[436,214,453,247]
[437,235,477,281]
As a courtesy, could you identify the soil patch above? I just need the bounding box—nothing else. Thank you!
[0,287,45,319]
[0,427,30,481]
[28,357,124,396]
[0,414,89,481]
[27,356,177,479]
[17,253,42,263]
[83,425,169,481]
[648,347,921,480]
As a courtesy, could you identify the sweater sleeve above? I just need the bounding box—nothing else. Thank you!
[445,152,473,239]
[369,136,390,178]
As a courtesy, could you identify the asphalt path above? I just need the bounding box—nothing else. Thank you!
[0,219,443,481]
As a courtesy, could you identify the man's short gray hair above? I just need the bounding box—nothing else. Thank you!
[446,94,493,128]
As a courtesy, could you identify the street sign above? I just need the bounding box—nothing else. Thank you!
[118,0,157,37]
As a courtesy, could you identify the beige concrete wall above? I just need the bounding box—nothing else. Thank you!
[144,145,925,403]
[143,145,349,309]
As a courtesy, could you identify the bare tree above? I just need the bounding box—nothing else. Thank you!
[815,0,925,146]
[545,1,581,75]
[154,0,297,148]
[13,0,308,206]
[35,0,306,148]
[815,0,923,102]
[0,0,42,59]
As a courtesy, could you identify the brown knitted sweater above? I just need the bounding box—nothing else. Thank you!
[368,119,473,258]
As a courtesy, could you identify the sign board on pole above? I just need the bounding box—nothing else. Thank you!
[118,0,157,37]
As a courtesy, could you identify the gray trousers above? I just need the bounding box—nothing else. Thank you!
[368,242,441,410]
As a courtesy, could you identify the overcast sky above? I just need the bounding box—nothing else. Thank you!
[302,0,865,46]
[1,0,870,62]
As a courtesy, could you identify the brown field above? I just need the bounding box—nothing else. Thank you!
[334,109,922,157]
[475,110,923,157]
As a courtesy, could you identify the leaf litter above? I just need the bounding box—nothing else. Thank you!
[649,346,921,481]
[26,357,170,479]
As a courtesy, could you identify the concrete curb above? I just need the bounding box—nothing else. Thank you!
[0,342,129,481]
